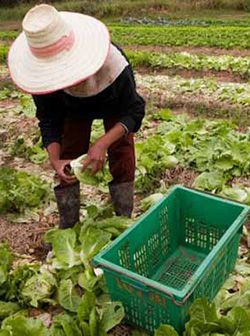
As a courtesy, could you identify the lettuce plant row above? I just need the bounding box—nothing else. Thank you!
[127,50,250,78]
[137,74,250,108]
[111,26,250,49]
[1,25,250,49]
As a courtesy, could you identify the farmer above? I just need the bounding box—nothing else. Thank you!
[8,4,145,228]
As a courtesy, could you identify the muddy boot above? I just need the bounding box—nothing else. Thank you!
[54,182,80,229]
[109,182,134,218]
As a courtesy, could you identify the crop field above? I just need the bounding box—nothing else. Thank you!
[0,2,250,335]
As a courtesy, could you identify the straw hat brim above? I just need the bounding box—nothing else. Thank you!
[8,12,110,94]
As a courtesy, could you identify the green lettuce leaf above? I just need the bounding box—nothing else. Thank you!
[50,313,82,336]
[184,298,220,335]
[79,227,111,264]
[140,193,164,212]
[193,171,226,192]
[0,301,21,319]
[99,301,124,333]
[1,315,49,336]
[21,268,57,307]
[80,216,132,239]
[78,268,100,292]
[45,229,81,269]
[70,154,108,186]
[220,185,248,203]
[0,167,48,214]
[4,264,39,304]
[219,306,250,334]
[87,307,97,336]
[154,324,179,336]
[57,279,81,313]
[0,242,12,286]
[77,291,96,322]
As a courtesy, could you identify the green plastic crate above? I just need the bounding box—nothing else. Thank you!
[93,186,250,334]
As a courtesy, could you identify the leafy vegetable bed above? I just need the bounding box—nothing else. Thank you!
[137,74,250,115]
[1,20,250,335]
[135,110,250,202]
[2,25,250,50]
[127,50,250,78]
[0,167,49,214]
[111,26,250,49]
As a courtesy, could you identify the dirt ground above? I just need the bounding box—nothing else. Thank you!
[137,66,247,83]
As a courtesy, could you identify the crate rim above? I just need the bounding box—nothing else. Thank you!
[93,185,250,304]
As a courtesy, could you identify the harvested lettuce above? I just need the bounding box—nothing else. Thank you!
[70,154,106,186]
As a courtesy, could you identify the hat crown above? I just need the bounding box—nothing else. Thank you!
[23,4,70,48]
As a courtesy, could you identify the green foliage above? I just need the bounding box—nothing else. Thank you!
[0,302,21,320]
[57,279,81,313]
[220,185,250,204]
[0,213,128,333]
[70,154,111,189]
[2,25,250,68]
[76,291,124,336]
[139,74,250,109]
[20,268,57,308]
[193,171,226,192]
[111,26,250,49]
[154,325,179,335]
[184,298,250,335]
[0,243,12,287]
[0,167,49,214]
[44,229,81,270]
[136,134,178,192]
[0,46,8,64]
[3,263,39,304]
[137,112,250,195]
[49,313,82,336]
[127,50,250,78]
[140,193,164,211]
[10,136,48,164]
[1,314,49,336]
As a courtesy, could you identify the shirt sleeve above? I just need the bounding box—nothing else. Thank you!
[117,66,145,133]
[32,93,65,148]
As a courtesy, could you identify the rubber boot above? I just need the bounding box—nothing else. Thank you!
[109,182,134,218]
[54,182,80,229]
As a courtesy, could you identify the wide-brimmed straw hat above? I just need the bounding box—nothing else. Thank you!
[8,4,110,94]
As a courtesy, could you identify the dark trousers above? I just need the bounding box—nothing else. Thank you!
[60,117,135,185]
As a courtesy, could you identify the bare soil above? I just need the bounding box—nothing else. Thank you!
[164,165,199,188]
[138,86,250,128]
[0,214,56,260]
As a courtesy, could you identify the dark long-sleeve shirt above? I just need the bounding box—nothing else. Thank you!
[33,63,145,148]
